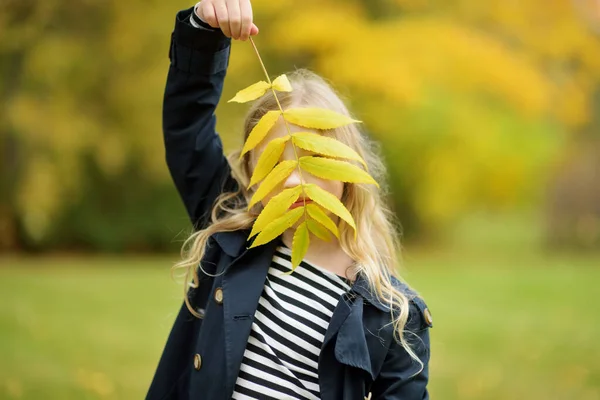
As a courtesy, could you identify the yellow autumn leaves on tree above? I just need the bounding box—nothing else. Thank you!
[228,39,379,270]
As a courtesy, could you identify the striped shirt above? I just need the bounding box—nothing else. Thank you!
[232,244,351,400]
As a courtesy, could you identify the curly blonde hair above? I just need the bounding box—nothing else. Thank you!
[174,69,422,367]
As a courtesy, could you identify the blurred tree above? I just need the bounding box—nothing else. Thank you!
[1,0,598,251]
[545,92,600,250]
[253,0,598,240]
[406,0,600,246]
[0,0,191,251]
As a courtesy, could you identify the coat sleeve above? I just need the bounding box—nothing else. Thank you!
[371,298,432,399]
[163,7,237,230]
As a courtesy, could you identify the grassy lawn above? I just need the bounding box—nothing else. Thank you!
[0,253,599,399]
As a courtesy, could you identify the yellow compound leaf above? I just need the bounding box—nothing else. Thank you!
[304,184,356,233]
[292,132,367,169]
[272,74,293,92]
[248,136,290,188]
[306,203,339,238]
[306,219,331,242]
[250,186,302,237]
[283,107,361,129]
[291,221,310,270]
[228,80,271,103]
[248,160,298,208]
[250,207,304,248]
[240,110,282,158]
[299,156,379,186]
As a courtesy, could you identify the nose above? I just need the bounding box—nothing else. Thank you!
[283,168,302,188]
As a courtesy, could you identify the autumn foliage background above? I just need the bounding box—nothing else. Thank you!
[1,0,600,399]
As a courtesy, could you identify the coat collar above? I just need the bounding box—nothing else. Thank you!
[322,293,381,381]
[212,230,396,312]
[349,273,392,313]
[212,229,251,258]
[332,296,376,380]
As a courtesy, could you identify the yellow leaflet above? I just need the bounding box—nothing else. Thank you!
[272,74,293,92]
[228,80,271,103]
[299,156,379,187]
[283,108,361,130]
[248,160,298,208]
[306,219,331,242]
[248,136,289,188]
[306,203,339,238]
[292,132,367,169]
[250,207,304,248]
[291,222,310,270]
[240,111,282,158]
[304,184,356,234]
[250,186,302,237]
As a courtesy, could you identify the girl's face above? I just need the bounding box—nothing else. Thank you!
[249,119,345,209]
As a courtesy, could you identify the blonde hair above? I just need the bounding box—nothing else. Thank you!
[174,69,422,367]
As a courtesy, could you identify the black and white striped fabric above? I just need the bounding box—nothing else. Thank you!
[232,244,351,399]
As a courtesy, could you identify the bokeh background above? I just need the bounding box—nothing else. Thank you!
[1,0,599,398]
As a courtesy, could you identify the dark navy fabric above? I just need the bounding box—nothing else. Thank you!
[146,8,431,400]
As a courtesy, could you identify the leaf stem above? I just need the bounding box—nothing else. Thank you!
[249,38,272,85]
[249,38,310,215]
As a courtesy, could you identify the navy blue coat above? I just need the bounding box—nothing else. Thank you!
[147,8,432,400]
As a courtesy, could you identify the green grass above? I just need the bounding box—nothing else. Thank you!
[0,253,599,399]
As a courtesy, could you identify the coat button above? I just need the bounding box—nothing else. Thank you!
[423,308,433,326]
[193,354,202,371]
[214,287,223,304]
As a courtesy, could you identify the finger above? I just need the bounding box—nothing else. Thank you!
[226,0,242,40]
[200,1,219,28]
[214,1,231,37]
[239,0,253,41]
[250,23,259,36]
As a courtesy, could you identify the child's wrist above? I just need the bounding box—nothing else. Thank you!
[190,1,215,30]
[193,1,204,22]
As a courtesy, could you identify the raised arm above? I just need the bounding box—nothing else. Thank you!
[164,4,254,230]
[163,7,231,229]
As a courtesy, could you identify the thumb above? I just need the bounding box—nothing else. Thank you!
[250,23,259,36]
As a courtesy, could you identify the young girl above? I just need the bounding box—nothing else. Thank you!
[147,2,432,399]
